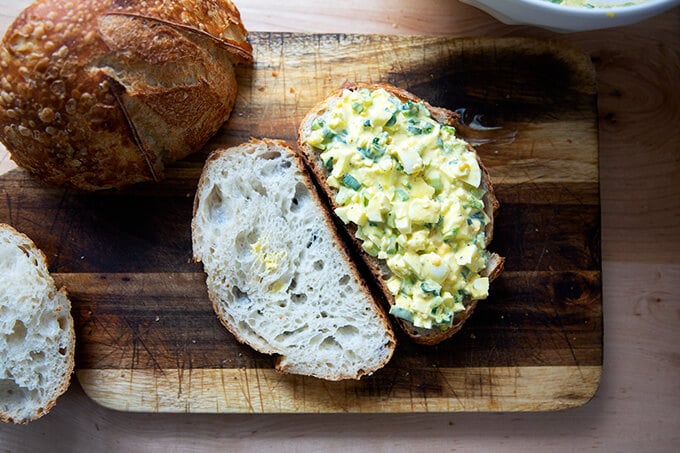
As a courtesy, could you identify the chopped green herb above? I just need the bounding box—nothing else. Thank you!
[421,280,442,296]
[311,118,325,131]
[341,173,362,191]
[443,227,459,242]
[362,241,379,257]
[406,118,434,135]
[389,306,414,323]
[437,312,454,330]
[400,100,420,116]
[385,236,397,255]
[322,127,335,141]
[395,188,410,201]
[407,124,422,135]
[352,102,364,114]
[469,211,486,222]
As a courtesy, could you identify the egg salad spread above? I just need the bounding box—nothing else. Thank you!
[304,88,490,330]
[547,0,645,6]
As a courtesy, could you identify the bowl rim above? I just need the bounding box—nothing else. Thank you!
[516,0,680,15]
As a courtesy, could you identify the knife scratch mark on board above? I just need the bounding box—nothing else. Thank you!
[123,316,164,374]
[4,191,14,226]
[239,367,255,412]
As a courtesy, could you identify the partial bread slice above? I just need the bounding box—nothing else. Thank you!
[0,224,75,424]
[192,138,396,380]
[298,82,505,345]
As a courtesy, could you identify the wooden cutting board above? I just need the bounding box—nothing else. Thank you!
[0,34,601,413]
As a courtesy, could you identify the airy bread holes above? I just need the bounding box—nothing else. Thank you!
[337,325,359,337]
[231,286,250,303]
[290,182,309,213]
[234,230,257,258]
[29,351,45,361]
[205,185,226,224]
[287,278,297,291]
[0,379,24,402]
[6,320,26,344]
[291,293,307,304]
[260,150,282,161]
[250,179,268,197]
[319,336,342,352]
[305,231,320,248]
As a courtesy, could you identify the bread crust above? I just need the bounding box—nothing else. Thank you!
[192,139,396,380]
[0,224,75,424]
[297,82,505,345]
[0,0,252,190]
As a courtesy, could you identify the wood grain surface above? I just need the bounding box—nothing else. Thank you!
[0,34,602,413]
[0,0,678,451]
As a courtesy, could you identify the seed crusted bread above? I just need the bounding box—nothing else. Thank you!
[298,82,505,345]
[192,138,396,380]
[0,224,75,424]
[0,0,252,190]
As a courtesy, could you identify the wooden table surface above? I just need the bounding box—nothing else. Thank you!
[0,0,678,451]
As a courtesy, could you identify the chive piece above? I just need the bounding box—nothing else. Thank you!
[407,123,422,135]
[311,118,325,131]
[470,211,485,221]
[352,102,364,114]
[401,100,420,116]
[371,143,386,159]
[362,241,379,257]
[437,312,454,330]
[421,280,442,296]
[443,227,459,242]
[385,112,397,127]
[442,125,456,135]
[389,306,414,323]
[396,188,410,201]
[363,119,372,128]
[358,146,372,160]
[341,173,362,191]
[385,236,397,255]
[323,157,334,170]
[322,127,335,141]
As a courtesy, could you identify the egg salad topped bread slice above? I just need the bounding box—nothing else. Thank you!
[192,139,396,380]
[299,82,504,345]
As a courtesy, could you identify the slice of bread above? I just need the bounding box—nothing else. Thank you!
[0,224,75,424]
[298,82,505,345]
[192,138,396,380]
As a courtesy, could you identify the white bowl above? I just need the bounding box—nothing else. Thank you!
[460,0,680,32]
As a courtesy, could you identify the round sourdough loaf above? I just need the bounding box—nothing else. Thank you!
[0,0,252,190]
